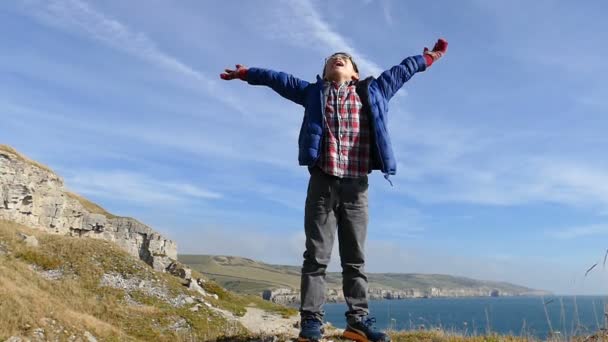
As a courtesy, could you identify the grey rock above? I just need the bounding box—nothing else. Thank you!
[188,278,208,297]
[83,331,97,342]
[0,241,9,255]
[169,294,196,308]
[167,318,190,332]
[262,288,299,305]
[100,273,198,308]
[17,232,38,247]
[189,303,202,312]
[166,261,192,280]
[32,328,45,341]
[0,147,177,268]
[38,269,63,281]
[100,273,168,301]
[152,255,173,273]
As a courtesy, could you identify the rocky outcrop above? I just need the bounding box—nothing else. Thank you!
[0,145,176,270]
[263,286,524,305]
[367,287,513,299]
[263,288,300,306]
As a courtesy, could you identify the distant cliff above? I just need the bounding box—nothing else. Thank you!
[0,145,176,270]
[265,286,546,306]
[181,255,551,305]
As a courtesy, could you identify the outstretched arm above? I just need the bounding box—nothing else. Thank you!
[220,64,310,106]
[372,38,448,101]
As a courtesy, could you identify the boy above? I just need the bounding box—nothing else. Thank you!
[221,38,447,342]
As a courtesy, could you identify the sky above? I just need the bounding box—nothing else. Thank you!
[1,0,608,295]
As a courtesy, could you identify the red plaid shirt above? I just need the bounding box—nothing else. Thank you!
[317,81,370,178]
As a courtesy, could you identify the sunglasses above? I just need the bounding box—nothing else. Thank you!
[324,52,359,74]
[325,52,354,65]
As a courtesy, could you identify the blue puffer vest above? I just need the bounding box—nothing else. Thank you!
[246,55,426,178]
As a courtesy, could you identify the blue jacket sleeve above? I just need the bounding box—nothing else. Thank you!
[246,67,310,106]
[370,55,427,101]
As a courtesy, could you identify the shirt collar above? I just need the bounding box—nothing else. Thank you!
[324,79,357,87]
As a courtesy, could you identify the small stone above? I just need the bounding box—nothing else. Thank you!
[166,261,192,280]
[32,328,45,340]
[17,232,39,247]
[167,318,190,332]
[0,242,9,255]
[188,278,208,296]
[84,330,97,342]
[39,269,63,281]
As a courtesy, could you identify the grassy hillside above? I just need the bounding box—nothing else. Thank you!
[179,255,540,295]
[178,255,315,294]
[0,220,295,341]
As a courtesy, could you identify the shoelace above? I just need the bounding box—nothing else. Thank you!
[363,317,377,328]
[302,318,322,328]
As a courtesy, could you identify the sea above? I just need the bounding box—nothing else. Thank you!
[323,296,608,339]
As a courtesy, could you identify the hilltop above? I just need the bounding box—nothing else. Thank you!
[179,254,549,302]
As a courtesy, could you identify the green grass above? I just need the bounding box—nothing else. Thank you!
[179,254,340,294]
[15,248,62,270]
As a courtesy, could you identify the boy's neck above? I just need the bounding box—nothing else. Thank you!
[327,76,354,84]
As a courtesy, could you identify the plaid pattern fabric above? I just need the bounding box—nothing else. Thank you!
[318,81,370,178]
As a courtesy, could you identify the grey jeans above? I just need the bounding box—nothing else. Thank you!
[300,167,369,322]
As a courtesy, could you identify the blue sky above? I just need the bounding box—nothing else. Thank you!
[1,0,608,295]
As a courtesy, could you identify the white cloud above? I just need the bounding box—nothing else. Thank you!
[382,114,608,211]
[381,0,393,26]
[265,0,383,77]
[18,0,245,113]
[65,170,222,204]
[398,155,608,210]
[551,224,608,240]
[0,99,301,172]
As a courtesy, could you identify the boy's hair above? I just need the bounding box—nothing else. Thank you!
[322,52,359,79]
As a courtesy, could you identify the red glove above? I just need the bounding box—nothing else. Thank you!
[423,38,448,68]
[220,64,248,81]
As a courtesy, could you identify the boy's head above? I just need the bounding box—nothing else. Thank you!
[323,52,359,83]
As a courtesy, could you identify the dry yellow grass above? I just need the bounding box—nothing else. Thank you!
[65,191,118,219]
[0,219,260,341]
[0,144,54,174]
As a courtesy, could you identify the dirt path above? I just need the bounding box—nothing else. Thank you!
[238,307,344,341]
[238,307,301,336]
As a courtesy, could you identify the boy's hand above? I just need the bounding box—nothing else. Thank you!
[220,64,248,81]
[423,38,448,68]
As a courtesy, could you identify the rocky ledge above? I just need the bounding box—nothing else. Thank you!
[0,145,176,271]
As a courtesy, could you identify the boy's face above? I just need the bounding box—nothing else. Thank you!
[323,53,359,82]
